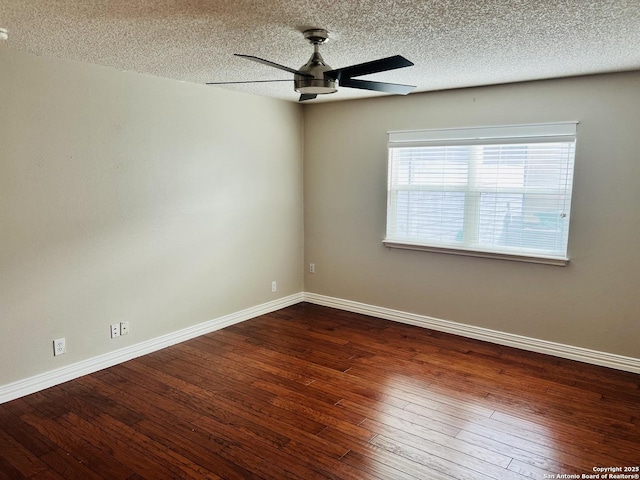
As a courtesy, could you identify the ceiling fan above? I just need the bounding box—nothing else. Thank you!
[206,28,416,102]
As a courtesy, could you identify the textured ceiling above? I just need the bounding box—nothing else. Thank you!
[1,0,639,102]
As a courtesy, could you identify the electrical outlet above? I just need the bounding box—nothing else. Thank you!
[309,263,315,273]
[120,321,129,335]
[110,323,121,338]
[271,281,277,292]
[53,338,66,356]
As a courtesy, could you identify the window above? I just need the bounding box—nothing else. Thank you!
[384,123,578,265]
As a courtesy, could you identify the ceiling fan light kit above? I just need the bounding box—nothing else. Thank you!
[207,28,415,102]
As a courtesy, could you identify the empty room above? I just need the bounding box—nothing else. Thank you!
[1,1,639,479]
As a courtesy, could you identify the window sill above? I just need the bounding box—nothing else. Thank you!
[382,240,569,266]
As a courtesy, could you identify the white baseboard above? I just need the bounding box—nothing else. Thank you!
[3,290,638,404]
[303,292,640,374]
[0,293,304,404]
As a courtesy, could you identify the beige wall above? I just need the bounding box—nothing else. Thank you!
[0,48,304,385]
[304,72,640,359]
[2,44,639,389]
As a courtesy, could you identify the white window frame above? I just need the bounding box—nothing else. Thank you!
[384,122,578,266]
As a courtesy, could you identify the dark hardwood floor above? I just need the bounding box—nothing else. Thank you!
[1,302,639,479]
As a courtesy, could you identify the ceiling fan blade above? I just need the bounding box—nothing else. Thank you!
[338,78,415,95]
[234,54,314,78]
[299,94,317,102]
[325,55,414,81]
[206,79,292,85]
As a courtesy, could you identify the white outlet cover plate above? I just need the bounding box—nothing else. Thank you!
[110,324,120,338]
[53,338,66,356]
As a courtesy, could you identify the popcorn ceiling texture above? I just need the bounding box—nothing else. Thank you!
[1,0,639,102]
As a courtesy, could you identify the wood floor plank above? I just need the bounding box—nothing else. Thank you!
[214,444,305,480]
[120,361,293,450]
[369,434,500,480]
[338,397,462,437]
[319,426,436,480]
[72,411,222,479]
[0,427,50,478]
[131,419,241,480]
[1,302,638,479]
[339,449,424,480]
[38,448,105,480]
[455,427,584,473]
[76,373,230,455]
[0,457,28,480]
[19,412,135,480]
[406,400,613,462]
[193,413,345,480]
[0,403,56,458]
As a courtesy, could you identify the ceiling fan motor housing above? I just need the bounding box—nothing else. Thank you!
[295,29,337,95]
[294,51,337,94]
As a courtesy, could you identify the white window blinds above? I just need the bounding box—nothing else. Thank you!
[385,123,578,265]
